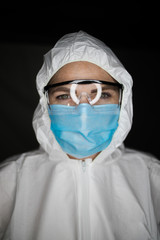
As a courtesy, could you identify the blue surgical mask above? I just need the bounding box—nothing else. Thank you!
[48,103,120,159]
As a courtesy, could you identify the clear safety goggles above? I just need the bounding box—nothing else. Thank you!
[44,79,123,106]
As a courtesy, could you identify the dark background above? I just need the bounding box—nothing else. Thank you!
[0,4,160,162]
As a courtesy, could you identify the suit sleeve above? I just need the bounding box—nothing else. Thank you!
[149,158,160,232]
[0,160,18,239]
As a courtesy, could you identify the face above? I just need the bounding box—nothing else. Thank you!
[48,61,120,105]
[48,61,120,160]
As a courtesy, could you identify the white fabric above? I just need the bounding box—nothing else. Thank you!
[0,30,160,240]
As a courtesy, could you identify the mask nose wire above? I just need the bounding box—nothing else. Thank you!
[70,83,102,105]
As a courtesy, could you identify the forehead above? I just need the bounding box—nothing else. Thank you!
[49,61,117,84]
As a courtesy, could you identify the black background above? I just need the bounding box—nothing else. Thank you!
[0,4,160,162]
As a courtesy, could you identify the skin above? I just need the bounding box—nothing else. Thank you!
[49,61,119,161]
[50,61,117,85]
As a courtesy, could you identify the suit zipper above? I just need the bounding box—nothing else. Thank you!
[78,159,91,240]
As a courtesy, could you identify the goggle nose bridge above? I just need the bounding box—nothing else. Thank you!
[78,92,92,104]
[70,83,102,105]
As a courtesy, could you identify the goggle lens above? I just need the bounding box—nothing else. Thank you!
[44,80,123,106]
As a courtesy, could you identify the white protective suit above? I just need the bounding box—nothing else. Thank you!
[0,30,160,240]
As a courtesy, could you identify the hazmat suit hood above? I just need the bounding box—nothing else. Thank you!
[32,30,133,160]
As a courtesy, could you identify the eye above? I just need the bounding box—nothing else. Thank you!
[56,94,71,100]
[100,92,111,99]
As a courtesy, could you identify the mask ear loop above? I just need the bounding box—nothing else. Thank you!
[70,83,102,105]
[44,91,51,109]
[118,88,123,107]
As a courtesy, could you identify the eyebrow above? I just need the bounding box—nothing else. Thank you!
[91,86,118,93]
[50,85,119,94]
[102,86,118,90]
[49,86,70,94]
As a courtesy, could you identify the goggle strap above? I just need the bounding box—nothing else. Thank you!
[70,84,80,104]
[89,84,102,105]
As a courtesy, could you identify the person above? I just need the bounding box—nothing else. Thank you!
[0,30,159,240]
